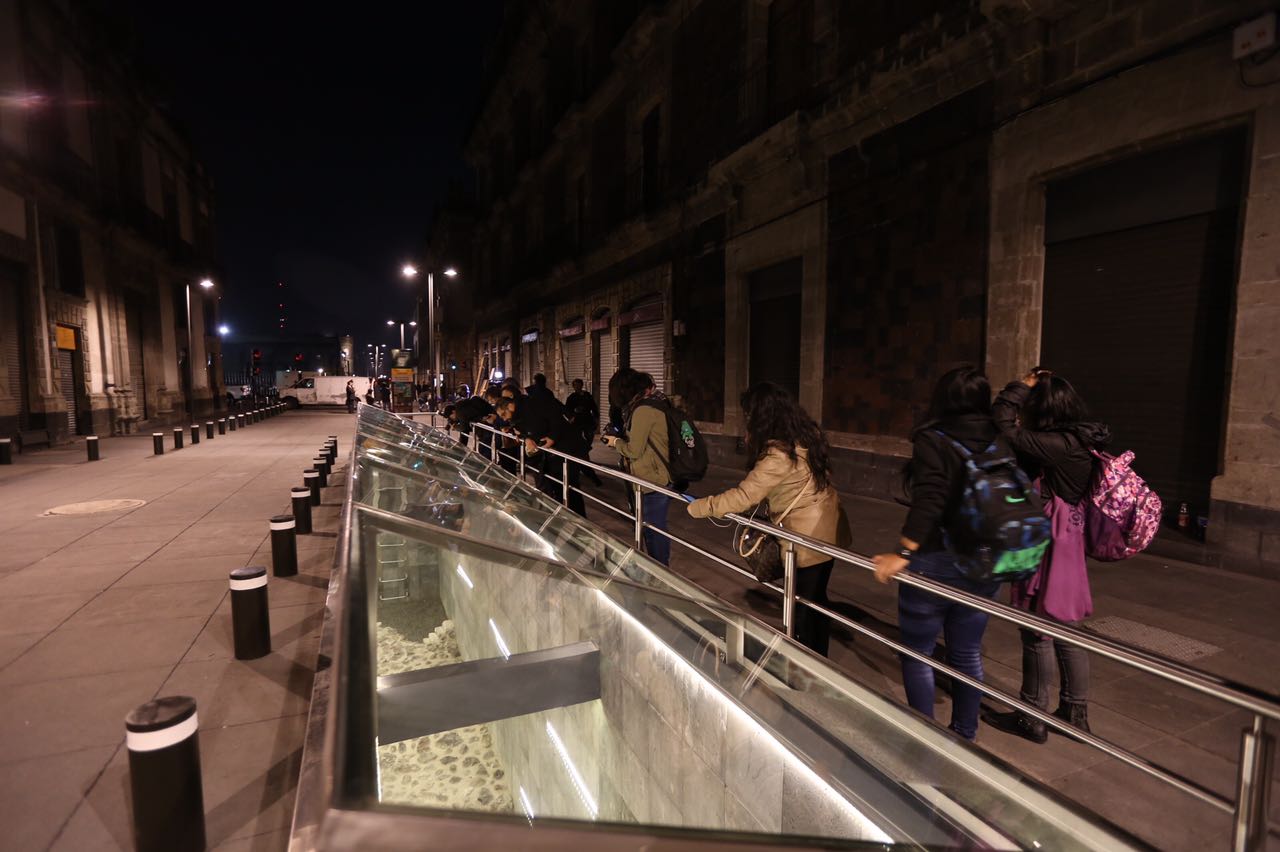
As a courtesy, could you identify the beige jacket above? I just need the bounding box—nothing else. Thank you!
[688,444,849,567]
[614,402,671,488]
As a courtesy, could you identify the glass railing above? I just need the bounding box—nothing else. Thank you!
[307,405,1148,850]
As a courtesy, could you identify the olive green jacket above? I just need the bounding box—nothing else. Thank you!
[614,402,671,488]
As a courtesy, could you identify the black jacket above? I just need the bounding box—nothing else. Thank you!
[992,382,1111,505]
[454,397,493,433]
[901,415,1011,553]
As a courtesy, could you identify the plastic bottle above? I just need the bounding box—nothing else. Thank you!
[1177,502,1189,530]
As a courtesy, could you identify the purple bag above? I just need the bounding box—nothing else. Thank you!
[1084,449,1162,561]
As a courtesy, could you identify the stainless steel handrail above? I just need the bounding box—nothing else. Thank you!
[420,412,1277,848]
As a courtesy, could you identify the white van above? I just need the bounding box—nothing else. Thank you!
[280,374,364,408]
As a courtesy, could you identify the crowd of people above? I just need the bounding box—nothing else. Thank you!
[437,363,1108,744]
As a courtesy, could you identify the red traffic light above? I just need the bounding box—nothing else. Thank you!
[294,352,303,363]
[252,349,262,361]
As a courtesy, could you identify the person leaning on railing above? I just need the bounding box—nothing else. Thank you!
[603,369,672,565]
[686,382,850,657]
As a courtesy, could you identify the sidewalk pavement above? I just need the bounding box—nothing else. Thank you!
[579,445,1280,851]
[0,412,347,852]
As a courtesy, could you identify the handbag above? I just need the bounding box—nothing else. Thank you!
[733,473,812,583]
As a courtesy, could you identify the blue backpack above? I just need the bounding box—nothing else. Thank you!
[936,432,1051,582]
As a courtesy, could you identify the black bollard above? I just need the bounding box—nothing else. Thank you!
[87,435,100,461]
[270,515,297,577]
[312,457,329,487]
[229,566,271,660]
[325,441,337,465]
[190,424,200,445]
[0,437,10,465]
[291,487,313,534]
[237,414,245,429]
[153,432,164,455]
[173,427,183,450]
[217,418,226,435]
[328,435,339,456]
[304,469,321,505]
[206,421,214,440]
[125,696,206,852]
[228,416,236,432]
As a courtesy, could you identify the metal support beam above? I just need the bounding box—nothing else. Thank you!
[376,641,600,745]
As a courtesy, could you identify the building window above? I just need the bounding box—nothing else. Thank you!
[53,224,85,298]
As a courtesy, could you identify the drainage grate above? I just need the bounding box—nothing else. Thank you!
[1085,616,1222,663]
[43,499,147,516]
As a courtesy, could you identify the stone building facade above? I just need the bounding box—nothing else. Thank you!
[0,0,223,447]
[444,0,1280,576]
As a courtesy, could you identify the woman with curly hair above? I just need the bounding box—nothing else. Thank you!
[686,382,849,655]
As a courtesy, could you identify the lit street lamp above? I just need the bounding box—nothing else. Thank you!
[402,262,460,391]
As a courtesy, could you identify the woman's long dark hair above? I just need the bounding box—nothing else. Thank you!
[741,382,831,490]
[910,365,992,439]
[901,366,992,497]
[1024,375,1089,431]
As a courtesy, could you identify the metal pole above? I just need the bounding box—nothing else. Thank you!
[190,424,199,445]
[518,439,526,479]
[1232,716,1275,852]
[173,427,183,450]
[86,435,100,461]
[428,271,436,385]
[125,696,206,852]
[229,566,271,660]
[304,469,321,505]
[0,437,11,464]
[561,457,571,507]
[218,418,225,435]
[153,432,164,455]
[270,515,297,577]
[782,540,797,638]
[205,421,214,439]
[291,487,313,534]
[633,483,645,552]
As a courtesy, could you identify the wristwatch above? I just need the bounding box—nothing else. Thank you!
[898,548,914,561]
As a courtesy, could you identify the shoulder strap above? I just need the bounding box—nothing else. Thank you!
[773,470,813,524]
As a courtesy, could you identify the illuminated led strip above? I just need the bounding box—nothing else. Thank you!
[545,721,598,818]
[488,619,511,660]
[518,786,536,824]
[456,564,474,590]
[126,712,198,752]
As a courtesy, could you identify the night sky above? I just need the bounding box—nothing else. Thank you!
[120,2,505,352]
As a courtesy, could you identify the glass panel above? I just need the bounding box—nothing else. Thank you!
[340,407,1143,850]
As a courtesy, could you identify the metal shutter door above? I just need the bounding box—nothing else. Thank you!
[0,276,27,428]
[58,348,77,435]
[594,330,614,433]
[627,321,665,391]
[562,336,586,387]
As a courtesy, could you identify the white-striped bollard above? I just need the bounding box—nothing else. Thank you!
[218,418,226,435]
[153,432,165,455]
[190,424,200,445]
[312,456,329,487]
[291,487,313,534]
[270,515,297,577]
[229,566,271,659]
[173,427,183,450]
[228,415,237,432]
[126,696,206,852]
[205,421,214,440]
[87,435,100,461]
[303,469,320,505]
[0,437,11,465]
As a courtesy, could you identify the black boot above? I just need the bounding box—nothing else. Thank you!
[983,708,1048,744]
[1053,701,1091,734]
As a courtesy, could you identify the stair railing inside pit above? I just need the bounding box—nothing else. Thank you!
[399,410,1276,851]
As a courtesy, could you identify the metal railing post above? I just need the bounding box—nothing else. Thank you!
[518,439,526,479]
[490,428,498,461]
[633,483,645,552]
[561,458,571,507]
[1232,716,1274,852]
[781,540,797,639]
[726,617,745,667]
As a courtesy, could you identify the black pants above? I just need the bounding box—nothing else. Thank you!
[539,454,585,517]
[794,560,834,657]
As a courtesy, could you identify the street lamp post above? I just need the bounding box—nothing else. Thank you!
[185,278,215,418]
[402,264,457,393]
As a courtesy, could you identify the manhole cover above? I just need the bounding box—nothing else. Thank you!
[43,499,147,516]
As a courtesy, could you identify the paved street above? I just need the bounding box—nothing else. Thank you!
[0,411,346,852]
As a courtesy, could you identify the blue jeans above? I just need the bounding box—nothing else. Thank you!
[897,551,1000,740]
[640,492,671,566]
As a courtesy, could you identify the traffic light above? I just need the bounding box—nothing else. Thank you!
[294,352,303,364]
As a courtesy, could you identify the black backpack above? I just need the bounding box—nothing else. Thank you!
[935,431,1051,582]
[639,398,709,487]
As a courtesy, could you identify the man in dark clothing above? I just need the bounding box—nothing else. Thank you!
[526,372,555,403]
[496,394,586,516]
[446,396,495,449]
[564,379,603,486]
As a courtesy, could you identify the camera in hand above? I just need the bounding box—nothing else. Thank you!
[600,422,625,444]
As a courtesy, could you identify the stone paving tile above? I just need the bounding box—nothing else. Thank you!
[200,714,309,845]
[60,581,227,629]
[0,591,96,635]
[210,828,290,852]
[0,616,208,686]
[160,655,315,729]
[0,746,117,852]
[0,666,172,764]
[183,601,324,665]
[26,541,166,570]
[115,554,254,587]
[0,561,139,596]
[70,523,190,547]
[0,631,44,668]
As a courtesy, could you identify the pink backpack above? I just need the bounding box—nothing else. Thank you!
[1084,449,1162,561]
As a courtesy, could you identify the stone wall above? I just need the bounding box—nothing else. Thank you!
[435,525,882,839]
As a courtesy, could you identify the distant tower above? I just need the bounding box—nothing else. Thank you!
[277,281,286,332]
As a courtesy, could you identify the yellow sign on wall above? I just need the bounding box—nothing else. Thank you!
[391,368,414,383]
[55,325,77,350]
